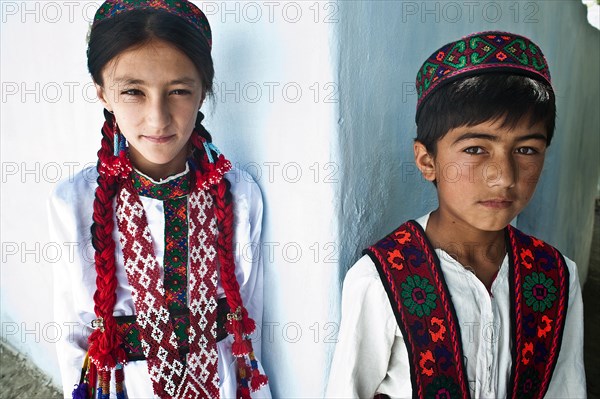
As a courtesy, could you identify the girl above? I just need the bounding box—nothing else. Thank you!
[49,1,270,398]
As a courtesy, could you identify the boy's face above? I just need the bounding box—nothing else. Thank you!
[415,117,548,233]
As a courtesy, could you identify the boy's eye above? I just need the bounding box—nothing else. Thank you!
[121,89,142,96]
[464,147,485,155]
[515,147,538,155]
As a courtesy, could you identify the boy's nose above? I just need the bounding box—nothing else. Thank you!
[486,155,517,188]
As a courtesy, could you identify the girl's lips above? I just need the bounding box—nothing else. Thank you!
[478,199,514,209]
[142,135,175,144]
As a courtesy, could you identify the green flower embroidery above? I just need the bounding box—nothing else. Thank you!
[401,275,437,317]
[523,272,557,312]
[425,375,461,399]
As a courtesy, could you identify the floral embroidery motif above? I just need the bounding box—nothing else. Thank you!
[537,315,553,338]
[429,317,446,343]
[521,342,534,365]
[368,221,569,399]
[523,272,557,312]
[419,350,435,377]
[401,275,437,317]
[387,249,404,270]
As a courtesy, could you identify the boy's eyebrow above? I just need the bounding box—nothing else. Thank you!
[515,133,548,142]
[452,132,547,144]
[452,133,500,144]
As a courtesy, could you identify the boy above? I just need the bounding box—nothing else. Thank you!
[326,31,586,398]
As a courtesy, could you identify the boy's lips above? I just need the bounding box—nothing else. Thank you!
[478,198,514,209]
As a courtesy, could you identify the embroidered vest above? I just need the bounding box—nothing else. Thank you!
[365,220,569,399]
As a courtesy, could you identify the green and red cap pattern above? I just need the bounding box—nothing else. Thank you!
[415,31,552,122]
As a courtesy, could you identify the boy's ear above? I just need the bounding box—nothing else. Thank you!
[95,83,112,112]
[414,141,436,182]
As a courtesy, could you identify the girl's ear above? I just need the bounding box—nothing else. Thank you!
[95,83,112,112]
[414,141,436,182]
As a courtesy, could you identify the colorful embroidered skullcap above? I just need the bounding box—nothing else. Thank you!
[415,31,552,122]
[93,0,212,48]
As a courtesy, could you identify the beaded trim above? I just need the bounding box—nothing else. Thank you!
[93,0,212,48]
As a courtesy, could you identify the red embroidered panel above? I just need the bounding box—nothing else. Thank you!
[507,225,569,399]
[366,221,470,399]
[365,221,569,399]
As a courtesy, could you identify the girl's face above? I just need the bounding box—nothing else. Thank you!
[96,39,204,180]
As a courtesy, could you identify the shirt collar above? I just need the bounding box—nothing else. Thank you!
[131,164,191,200]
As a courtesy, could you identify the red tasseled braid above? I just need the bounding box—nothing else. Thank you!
[190,130,268,392]
[88,120,129,371]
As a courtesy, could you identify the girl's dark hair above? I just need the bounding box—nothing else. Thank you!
[85,8,264,385]
[416,74,556,154]
[88,9,214,96]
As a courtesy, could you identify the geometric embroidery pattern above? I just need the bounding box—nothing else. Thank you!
[116,178,220,398]
[132,169,190,200]
[164,196,189,314]
[415,31,552,121]
[115,298,230,362]
[93,0,213,48]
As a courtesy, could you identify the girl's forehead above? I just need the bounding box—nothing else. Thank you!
[103,40,200,83]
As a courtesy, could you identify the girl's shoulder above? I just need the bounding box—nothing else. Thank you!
[225,166,263,207]
[50,165,98,205]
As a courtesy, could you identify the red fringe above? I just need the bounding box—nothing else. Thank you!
[225,319,239,335]
[231,338,252,357]
[250,372,268,392]
[237,387,251,399]
[88,363,97,396]
[242,316,255,335]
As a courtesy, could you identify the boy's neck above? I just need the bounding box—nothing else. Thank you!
[425,209,506,289]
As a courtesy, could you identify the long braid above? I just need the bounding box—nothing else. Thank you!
[191,112,268,394]
[88,111,129,371]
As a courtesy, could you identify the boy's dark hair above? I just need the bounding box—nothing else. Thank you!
[416,74,556,154]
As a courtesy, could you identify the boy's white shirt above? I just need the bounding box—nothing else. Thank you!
[326,213,586,399]
[49,166,271,399]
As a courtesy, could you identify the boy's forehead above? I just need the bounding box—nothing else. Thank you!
[415,31,552,123]
[443,118,549,142]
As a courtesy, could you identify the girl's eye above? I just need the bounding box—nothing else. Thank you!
[171,89,191,96]
[464,147,485,155]
[516,147,538,155]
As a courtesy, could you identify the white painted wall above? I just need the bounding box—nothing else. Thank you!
[1,1,340,397]
[336,0,600,288]
[1,1,598,398]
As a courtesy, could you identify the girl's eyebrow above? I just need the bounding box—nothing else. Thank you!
[452,132,547,145]
[112,77,199,86]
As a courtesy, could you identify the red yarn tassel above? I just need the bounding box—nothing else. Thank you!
[250,371,268,392]
[237,387,251,399]
[232,337,252,356]
[225,319,239,335]
[241,315,255,335]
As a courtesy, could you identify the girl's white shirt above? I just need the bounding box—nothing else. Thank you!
[326,213,586,399]
[50,166,271,399]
